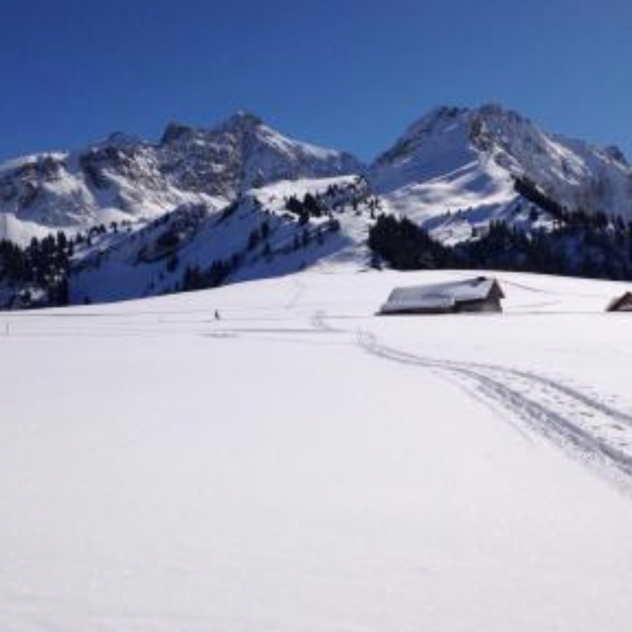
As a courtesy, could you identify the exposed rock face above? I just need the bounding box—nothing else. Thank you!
[0,111,363,242]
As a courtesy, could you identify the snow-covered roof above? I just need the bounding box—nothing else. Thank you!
[380,276,503,313]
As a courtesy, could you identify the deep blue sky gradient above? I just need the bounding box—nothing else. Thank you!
[1,0,631,162]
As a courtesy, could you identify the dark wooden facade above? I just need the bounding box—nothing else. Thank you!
[607,292,632,312]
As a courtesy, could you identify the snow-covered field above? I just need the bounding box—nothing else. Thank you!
[2,269,632,631]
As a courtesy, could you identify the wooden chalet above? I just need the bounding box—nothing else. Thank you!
[379,276,505,315]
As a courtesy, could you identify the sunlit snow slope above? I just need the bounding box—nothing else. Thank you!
[2,270,632,631]
[371,104,632,242]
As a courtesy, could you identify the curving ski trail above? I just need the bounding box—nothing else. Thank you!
[312,310,632,484]
[356,329,632,482]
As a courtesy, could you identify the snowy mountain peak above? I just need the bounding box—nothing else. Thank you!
[0,113,363,244]
[160,122,197,145]
[373,106,468,170]
[160,111,265,145]
[101,131,146,149]
[222,109,265,130]
[374,103,538,170]
[402,105,469,141]
[370,103,632,226]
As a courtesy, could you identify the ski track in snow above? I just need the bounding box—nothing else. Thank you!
[6,292,632,488]
[312,310,632,487]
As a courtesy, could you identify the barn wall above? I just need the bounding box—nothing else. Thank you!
[608,293,632,312]
[456,298,502,313]
[616,295,632,312]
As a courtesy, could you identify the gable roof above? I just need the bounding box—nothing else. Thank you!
[380,276,503,314]
[606,291,632,312]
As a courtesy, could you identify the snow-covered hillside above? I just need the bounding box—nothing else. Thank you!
[371,104,632,242]
[0,112,361,245]
[70,175,377,304]
[2,269,632,631]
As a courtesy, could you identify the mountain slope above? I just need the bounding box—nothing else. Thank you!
[70,175,376,304]
[0,112,362,245]
[370,104,632,242]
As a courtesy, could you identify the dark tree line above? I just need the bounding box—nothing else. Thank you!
[0,233,71,307]
[179,255,241,292]
[285,193,324,225]
[0,217,136,309]
[368,215,456,269]
[369,213,632,281]
[285,183,376,224]
[513,176,610,229]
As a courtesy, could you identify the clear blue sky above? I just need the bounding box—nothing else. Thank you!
[1,0,631,163]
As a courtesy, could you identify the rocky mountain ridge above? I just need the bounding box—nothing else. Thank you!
[2,104,632,308]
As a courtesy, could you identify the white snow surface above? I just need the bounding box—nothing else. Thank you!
[70,175,374,304]
[2,268,632,631]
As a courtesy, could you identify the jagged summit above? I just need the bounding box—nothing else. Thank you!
[370,103,632,230]
[160,121,197,145]
[160,111,264,145]
[101,131,145,148]
[394,105,469,144]
[0,112,362,243]
[222,109,264,129]
[373,103,538,169]
[375,102,630,171]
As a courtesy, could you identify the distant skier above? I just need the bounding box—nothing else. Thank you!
[214,310,221,320]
